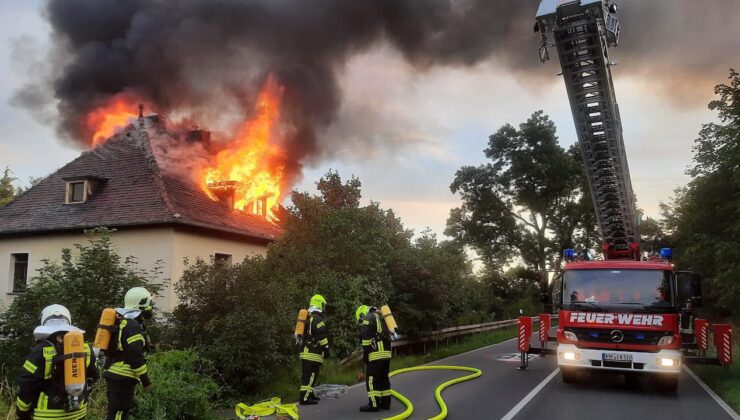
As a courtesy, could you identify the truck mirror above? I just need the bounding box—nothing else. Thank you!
[690,273,702,308]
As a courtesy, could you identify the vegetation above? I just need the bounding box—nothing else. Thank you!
[447,111,597,296]
[0,167,21,207]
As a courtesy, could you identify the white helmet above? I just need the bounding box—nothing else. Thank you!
[34,304,82,340]
[41,304,72,326]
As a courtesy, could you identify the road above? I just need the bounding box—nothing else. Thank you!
[301,330,738,420]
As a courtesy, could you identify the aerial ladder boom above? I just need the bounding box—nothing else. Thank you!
[535,0,639,260]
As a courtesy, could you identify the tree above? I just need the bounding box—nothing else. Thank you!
[447,111,595,290]
[0,167,21,207]
[661,69,740,319]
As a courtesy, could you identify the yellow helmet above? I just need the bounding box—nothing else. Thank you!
[355,305,370,323]
[309,294,327,312]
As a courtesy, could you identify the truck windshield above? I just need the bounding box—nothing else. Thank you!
[563,269,673,308]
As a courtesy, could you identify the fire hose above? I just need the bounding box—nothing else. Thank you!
[383,365,482,420]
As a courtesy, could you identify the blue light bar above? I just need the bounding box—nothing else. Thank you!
[564,248,576,260]
[635,333,645,340]
[659,248,673,260]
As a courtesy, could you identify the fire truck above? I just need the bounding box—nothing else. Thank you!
[516,0,733,391]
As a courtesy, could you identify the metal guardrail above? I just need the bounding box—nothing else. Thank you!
[340,315,557,366]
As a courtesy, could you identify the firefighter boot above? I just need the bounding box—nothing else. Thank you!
[359,402,379,412]
[380,395,391,410]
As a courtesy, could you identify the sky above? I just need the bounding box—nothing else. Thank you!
[0,1,731,238]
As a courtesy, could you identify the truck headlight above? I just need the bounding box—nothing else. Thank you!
[564,331,578,342]
[559,351,580,361]
[657,336,674,346]
[658,358,677,367]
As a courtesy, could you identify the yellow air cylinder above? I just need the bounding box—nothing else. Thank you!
[380,305,398,333]
[93,308,116,351]
[63,331,86,397]
[294,309,308,336]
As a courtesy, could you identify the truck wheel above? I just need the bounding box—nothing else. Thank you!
[561,367,578,384]
[655,375,678,393]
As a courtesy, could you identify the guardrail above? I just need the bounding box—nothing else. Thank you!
[340,314,557,365]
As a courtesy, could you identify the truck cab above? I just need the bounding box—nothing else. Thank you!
[553,259,700,391]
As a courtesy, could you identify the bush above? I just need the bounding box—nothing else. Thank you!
[132,350,220,420]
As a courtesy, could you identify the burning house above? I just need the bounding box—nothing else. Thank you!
[0,114,283,312]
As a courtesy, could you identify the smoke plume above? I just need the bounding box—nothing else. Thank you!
[11,0,740,181]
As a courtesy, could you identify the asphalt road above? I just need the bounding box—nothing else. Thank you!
[300,331,737,420]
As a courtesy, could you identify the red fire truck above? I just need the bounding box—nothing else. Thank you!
[518,0,732,391]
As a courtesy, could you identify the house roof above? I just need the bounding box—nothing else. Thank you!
[0,118,282,242]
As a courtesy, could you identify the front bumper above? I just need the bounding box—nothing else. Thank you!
[557,343,681,374]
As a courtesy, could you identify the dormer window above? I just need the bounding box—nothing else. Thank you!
[63,176,107,204]
[67,181,87,204]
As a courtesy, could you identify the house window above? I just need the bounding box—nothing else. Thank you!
[11,253,29,293]
[214,253,233,266]
[66,181,87,204]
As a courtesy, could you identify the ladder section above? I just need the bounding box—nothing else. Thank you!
[535,0,639,259]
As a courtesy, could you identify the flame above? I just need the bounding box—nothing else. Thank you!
[203,76,286,221]
[86,94,143,146]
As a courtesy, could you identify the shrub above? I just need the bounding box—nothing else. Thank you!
[132,350,220,420]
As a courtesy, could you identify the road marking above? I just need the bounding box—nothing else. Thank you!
[500,368,559,420]
[684,366,740,420]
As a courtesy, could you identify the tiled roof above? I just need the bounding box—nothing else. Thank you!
[0,120,281,241]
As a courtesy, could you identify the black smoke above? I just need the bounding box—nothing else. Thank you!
[11,0,740,181]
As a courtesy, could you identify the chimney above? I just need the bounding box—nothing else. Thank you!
[207,180,239,210]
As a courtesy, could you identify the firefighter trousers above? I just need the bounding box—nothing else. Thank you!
[105,377,137,420]
[299,360,321,402]
[365,359,391,409]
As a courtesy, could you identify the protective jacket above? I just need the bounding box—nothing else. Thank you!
[103,316,151,387]
[360,311,392,363]
[299,312,329,364]
[16,333,98,420]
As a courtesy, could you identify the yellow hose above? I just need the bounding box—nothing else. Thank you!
[382,365,482,420]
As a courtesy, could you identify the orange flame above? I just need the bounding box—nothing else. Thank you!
[202,76,286,221]
[86,94,143,146]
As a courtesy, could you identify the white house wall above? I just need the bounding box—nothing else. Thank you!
[169,229,268,310]
[0,228,175,312]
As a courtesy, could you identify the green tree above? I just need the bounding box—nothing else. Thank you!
[0,166,21,207]
[447,111,594,291]
[661,69,740,319]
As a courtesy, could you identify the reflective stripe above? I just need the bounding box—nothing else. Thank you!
[318,338,329,346]
[316,322,325,329]
[126,334,145,345]
[380,390,392,397]
[302,372,316,401]
[374,313,382,333]
[378,341,385,352]
[23,360,38,374]
[132,364,148,376]
[362,320,370,325]
[42,347,57,380]
[368,376,377,407]
[84,344,91,368]
[115,411,124,420]
[107,362,141,380]
[16,397,31,411]
[117,320,127,351]
[37,392,48,410]
[32,403,88,419]
[361,339,373,346]
[368,351,392,361]
[299,347,324,363]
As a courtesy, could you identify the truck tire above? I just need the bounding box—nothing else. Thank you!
[561,367,578,384]
[655,374,679,393]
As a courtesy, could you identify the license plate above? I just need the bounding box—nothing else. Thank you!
[603,353,632,362]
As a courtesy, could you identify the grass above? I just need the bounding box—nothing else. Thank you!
[231,326,518,408]
[691,324,740,414]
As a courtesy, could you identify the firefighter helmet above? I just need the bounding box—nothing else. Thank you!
[41,304,72,326]
[124,287,153,311]
[355,305,370,322]
[309,294,327,312]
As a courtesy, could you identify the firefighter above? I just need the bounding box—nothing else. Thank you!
[299,294,330,405]
[356,305,392,412]
[16,304,98,420]
[103,287,154,420]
